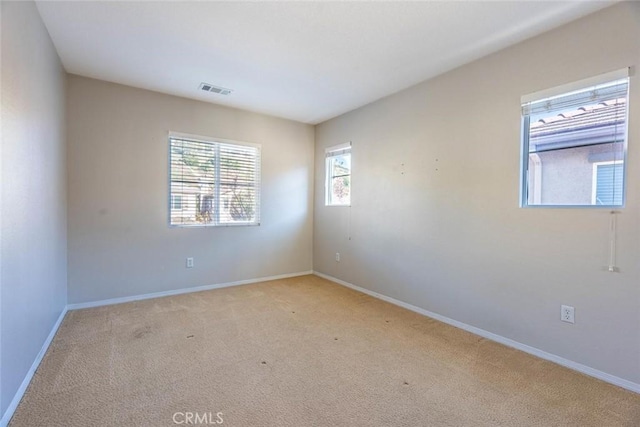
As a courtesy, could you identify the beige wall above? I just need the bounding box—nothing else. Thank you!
[0,0,68,416]
[314,3,640,384]
[67,76,314,304]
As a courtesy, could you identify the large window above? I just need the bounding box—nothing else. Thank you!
[521,69,629,207]
[169,134,261,226]
[325,143,351,206]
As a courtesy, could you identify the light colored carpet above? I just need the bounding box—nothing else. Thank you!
[9,275,640,426]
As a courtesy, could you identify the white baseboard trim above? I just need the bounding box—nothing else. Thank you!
[2,269,634,427]
[67,270,314,310]
[1,306,68,427]
[313,271,640,394]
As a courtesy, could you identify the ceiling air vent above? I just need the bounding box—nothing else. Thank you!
[199,82,233,95]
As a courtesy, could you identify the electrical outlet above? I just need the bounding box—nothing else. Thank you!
[561,305,575,324]
[335,252,340,262]
[186,257,194,268]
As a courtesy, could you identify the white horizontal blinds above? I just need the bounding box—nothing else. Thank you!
[325,147,351,158]
[218,142,261,224]
[521,68,630,108]
[169,135,260,226]
[170,137,217,226]
[524,78,628,154]
[522,78,629,116]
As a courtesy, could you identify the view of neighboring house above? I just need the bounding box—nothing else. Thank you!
[527,97,626,206]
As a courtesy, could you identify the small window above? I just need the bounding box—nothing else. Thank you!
[169,133,261,226]
[325,143,351,206]
[592,161,624,206]
[171,194,183,210]
[521,70,629,207]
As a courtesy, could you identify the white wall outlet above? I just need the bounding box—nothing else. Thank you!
[561,305,575,324]
[335,252,340,262]
[186,257,194,268]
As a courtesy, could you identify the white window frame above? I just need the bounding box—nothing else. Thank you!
[591,160,624,206]
[325,142,351,207]
[168,132,261,227]
[520,68,630,208]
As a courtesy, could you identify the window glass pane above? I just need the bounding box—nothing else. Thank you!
[218,144,259,224]
[522,78,628,207]
[527,145,623,206]
[331,154,351,177]
[170,139,216,226]
[220,185,257,223]
[326,150,351,205]
[330,176,350,205]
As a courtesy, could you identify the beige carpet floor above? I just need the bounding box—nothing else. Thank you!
[9,275,640,426]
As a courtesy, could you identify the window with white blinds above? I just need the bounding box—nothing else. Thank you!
[520,69,629,207]
[169,134,261,226]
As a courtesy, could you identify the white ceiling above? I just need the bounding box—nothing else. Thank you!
[36,1,613,124]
